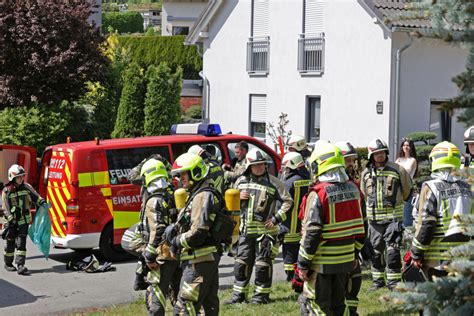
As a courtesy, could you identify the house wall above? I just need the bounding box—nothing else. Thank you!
[203,0,393,148]
[393,32,469,151]
[162,1,208,36]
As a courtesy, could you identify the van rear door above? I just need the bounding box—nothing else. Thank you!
[46,148,73,239]
[0,144,38,189]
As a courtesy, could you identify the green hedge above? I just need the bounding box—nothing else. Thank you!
[118,35,202,79]
[103,12,144,34]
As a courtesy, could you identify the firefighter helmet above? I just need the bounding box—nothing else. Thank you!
[335,141,357,158]
[188,145,205,156]
[171,153,209,182]
[245,148,269,169]
[282,152,305,170]
[367,138,389,160]
[8,164,26,182]
[464,126,474,144]
[288,135,308,152]
[140,159,168,186]
[308,142,345,177]
[429,141,461,172]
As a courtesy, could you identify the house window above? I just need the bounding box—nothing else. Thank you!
[298,0,324,74]
[247,0,270,75]
[306,97,321,142]
[429,100,451,142]
[250,94,267,139]
[172,26,189,35]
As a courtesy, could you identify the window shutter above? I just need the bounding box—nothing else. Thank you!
[250,95,266,122]
[304,0,323,35]
[252,0,269,37]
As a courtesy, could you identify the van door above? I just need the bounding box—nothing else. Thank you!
[105,145,171,244]
[0,145,38,190]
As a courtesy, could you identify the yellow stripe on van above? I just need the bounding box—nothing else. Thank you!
[78,171,110,187]
[62,181,71,200]
[47,187,66,237]
[114,211,140,229]
[101,187,112,197]
[105,199,114,217]
[65,164,71,183]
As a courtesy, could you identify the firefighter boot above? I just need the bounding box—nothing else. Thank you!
[134,260,148,291]
[17,265,29,275]
[4,264,17,272]
[250,295,271,305]
[224,293,246,305]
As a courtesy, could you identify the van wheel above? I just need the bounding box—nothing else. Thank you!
[99,222,132,262]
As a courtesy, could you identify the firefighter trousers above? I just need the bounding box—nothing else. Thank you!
[282,242,299,281]
[173,253,220,316]
[146,260,179,316]
[231,234,278,302]
[299,272,349,316]
[346,263,362,315]
[368,222,402,287]
[4,224,28,267]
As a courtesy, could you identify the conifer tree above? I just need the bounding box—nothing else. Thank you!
[112,62,145,138]
[144,63,183,136]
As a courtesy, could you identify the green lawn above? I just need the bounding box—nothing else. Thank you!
[73,270,399,316]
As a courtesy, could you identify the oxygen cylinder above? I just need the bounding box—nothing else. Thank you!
[174,188,189,210]
[225,188,241,244]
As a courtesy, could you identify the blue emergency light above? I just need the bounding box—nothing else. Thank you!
[170,123,222,136]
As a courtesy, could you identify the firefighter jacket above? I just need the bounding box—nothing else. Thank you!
[282,168,311,243]
[2,182,44,226]
[298,172,366,274]
[234,172,293,237]
[141,187,176,263]
[175,179,221,263]
[411,171,472,267]
[206,158,226,194]
[360,161,412,224]
[224,159,247,184]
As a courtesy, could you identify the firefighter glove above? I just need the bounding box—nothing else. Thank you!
[259,234,275,259]
[164,224,178,245]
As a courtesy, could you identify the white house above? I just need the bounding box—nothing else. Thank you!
[184,0,469,156]
[162,0,209,36]
[140,9,162,31]
[89,0,102,29]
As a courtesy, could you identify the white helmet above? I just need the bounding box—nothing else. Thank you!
[8,164,26,182]
[288,135,308,151]
[282,152,304,170]
[188,145,205,156]
[335,141,357,158]
[464,126,474,144]
[245,148,268,169]
[367,138,389,160]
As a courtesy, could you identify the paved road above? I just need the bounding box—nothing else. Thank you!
[0,239,287,315]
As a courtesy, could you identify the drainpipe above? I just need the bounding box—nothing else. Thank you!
[393,33,413,159]
[195,43,210,123]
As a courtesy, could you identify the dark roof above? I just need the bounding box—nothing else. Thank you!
[370,0,432,29]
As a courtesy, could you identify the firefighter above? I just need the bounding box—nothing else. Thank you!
[188,145,225,194]
[360,139,412,290]
[225,148,293,305]
[463,126,474,168]
[288,135,312,160]
[279,152,311,285]
[165,153,221,315]
[2,164,46,275]
[411,142,472,279]
[298,142,366,315]
[223,141,249,185]
[335,141,366,315]
[137,159,179,316]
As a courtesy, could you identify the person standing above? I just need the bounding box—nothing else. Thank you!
[360,139,412,290]
[287,135,312,160]
[226,148,293,304]
[298,142,365,315]
[2,164,46,275]
[279,152,311,285]
[166,153,221,315]
[223,141,249,185]
[463,126,474,168]
[411,142,472,279]
[395,138,418,227]
[188,145,225,194]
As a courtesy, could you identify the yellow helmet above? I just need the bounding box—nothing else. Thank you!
[429,141,461,172]
[140,159,168,186]
[308,142,345,177]
[171,153,209,182]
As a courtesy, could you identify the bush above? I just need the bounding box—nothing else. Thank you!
[405,131,437,145]
[182,105,202,123]
[118,35,202,79]
[102,12,144,34]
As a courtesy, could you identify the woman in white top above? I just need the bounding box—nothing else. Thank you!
[395,138,417,226]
